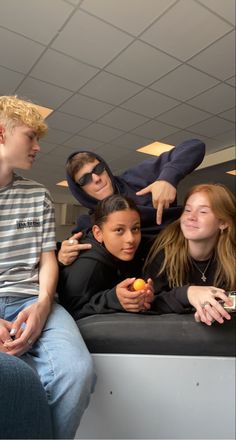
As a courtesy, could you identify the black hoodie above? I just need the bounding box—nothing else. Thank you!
[66,138,205,237]
[58,231,145,320]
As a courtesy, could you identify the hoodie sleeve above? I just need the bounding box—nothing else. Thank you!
[121,138,205,189]
[143,251,193,314]
[58,256,124,320]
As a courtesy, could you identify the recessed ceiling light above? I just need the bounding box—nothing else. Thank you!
[35,104,53,119]
[56,180,68,187]
[137,141,174,156]
[226,170,236,175]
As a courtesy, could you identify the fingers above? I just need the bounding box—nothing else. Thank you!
[156,202,164,225]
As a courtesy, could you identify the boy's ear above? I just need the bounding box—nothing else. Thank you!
[0,125,5,143]
[92,225,103,243]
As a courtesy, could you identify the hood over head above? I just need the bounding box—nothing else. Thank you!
[66,150,117,210]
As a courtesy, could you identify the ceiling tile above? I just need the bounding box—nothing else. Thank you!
[47,111,91,133]
[95,144,129,162]
[188,116,234,137]
[156,104,210,129]
[161,131,211,148]
[81,0,176,35]
[79,123,124,142]
[217,108,235,123]
[44,128,72,144]
[105,40,180,85]
[16,77,73,108]
[141,0,233,61]
[0,28,45,73]
[0,66,24,94]
[63,135,103,151]
[188,30,235,80]
[132,120,178,139]
[97,108,148,131]
[187,83,235,114]
[52,9,133,68]
[79,71,143,105]
[197,0,235,26]
[30,49,99,91]
[58,94,113,120]
[111,133,152,149]
[225,76,235,87]
[39,141,58,155]
[0,0,73,44]
[151,65,219,100]
[122,89,179,118]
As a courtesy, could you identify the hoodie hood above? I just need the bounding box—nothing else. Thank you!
[66,150,118,210]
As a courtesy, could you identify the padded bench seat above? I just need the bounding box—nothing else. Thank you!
[77,312,236,357]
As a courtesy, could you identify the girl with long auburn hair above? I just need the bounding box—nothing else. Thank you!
[144,183,236,325]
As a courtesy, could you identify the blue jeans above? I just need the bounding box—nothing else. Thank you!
[0,296,95,439]
[0,352,53,439]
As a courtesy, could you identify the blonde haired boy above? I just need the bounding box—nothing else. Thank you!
[0,96,94,439]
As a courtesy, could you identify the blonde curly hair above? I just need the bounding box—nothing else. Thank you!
[0,95,48,138]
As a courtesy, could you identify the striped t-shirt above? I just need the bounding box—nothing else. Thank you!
[0,174,56,298]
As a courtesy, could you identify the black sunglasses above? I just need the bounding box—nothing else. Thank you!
[76,162,106,187]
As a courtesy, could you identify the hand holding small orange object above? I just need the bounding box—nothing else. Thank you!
[131,278,147,291]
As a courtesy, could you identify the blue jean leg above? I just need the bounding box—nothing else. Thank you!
[0,352,53,439]
[3,297,95,439]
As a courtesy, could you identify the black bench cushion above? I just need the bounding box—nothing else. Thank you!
[77,312,236,357]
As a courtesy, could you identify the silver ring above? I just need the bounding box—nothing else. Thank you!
[27,338,33,346]
[211,289,217,296]
[69,239,75,245]
[201,301,210,308]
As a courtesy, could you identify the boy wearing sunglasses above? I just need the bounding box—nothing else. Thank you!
[58,139,205,266]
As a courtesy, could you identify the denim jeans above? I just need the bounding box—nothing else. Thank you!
[0,352,53,439]
[0,296,95,439]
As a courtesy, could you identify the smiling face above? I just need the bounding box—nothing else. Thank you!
[0,124,40,171]
[93,208,141,261]
[74,159,114,201]
[180,191,226,243]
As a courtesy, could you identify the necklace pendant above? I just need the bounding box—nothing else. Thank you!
[201,274,207,282]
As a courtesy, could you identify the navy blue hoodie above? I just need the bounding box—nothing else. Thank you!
[66,138,205,237]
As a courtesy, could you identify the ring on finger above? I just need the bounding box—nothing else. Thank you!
[211,289,217,296]
[27,338,33,346]
[201,301,210,308]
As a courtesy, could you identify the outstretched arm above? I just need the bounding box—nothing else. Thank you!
[136,138,205,223]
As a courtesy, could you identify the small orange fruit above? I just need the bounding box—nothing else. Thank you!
[131,278,146,291]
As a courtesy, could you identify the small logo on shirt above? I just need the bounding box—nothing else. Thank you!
[16,218,40,229]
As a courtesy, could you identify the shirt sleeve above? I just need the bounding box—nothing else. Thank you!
[121,138,205,190]
[41,189,56,252]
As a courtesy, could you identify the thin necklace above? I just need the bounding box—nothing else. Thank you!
[191,256,212,282]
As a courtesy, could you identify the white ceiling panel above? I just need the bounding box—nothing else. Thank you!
[151,65,219,100]
[157,103,211,129]
[97,108,148,131]
[122,89,179,118]
[197,0,235,26]
[187,116,235,137]
[0,66,24,94]
[63,135,103,151]
[225,76,235,87]
[0,0,74,44]
[78,123,124,142]
[111,132,152,149]
[30,49,99,91]
[44,128,72,145]
[81,0,176,35]
[141,0,233,61]
[52,9,133,68]
[47,111,91,133]
[218,108,235,123]
[58,94,113,119]
[187,83,235,113]
[95,144,129,162]
[79,71,143,104]
[132,120,178,139]
[0,27,45,73]
[188,30,235,80]
[17,77,73,108]
[105,40,180,85]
